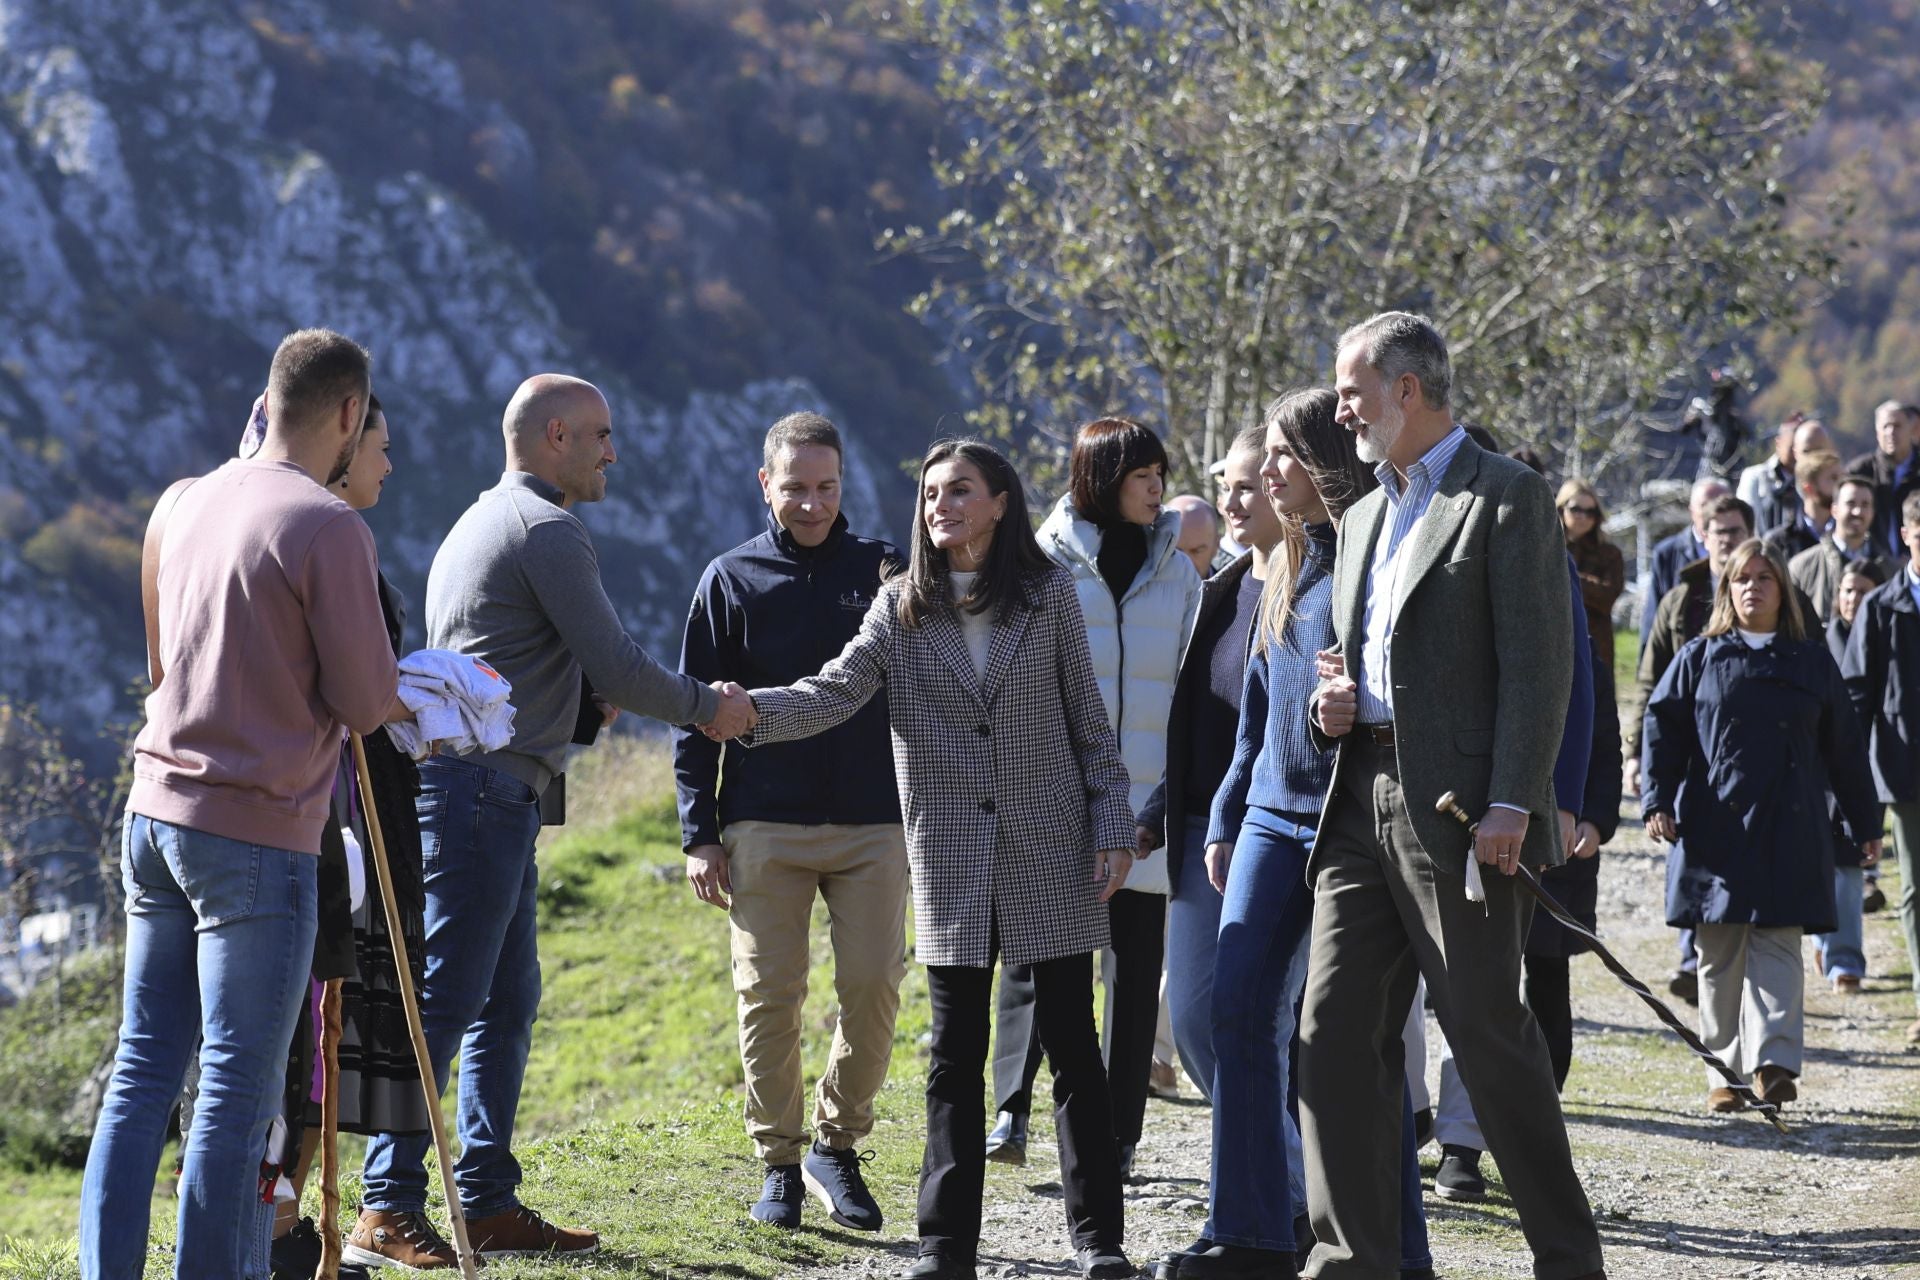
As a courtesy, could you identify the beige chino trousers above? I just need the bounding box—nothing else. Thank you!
[723,820,908,1166]
[1693,923,1804,1085]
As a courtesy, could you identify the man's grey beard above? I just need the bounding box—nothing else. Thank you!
[1354,398,1405,465]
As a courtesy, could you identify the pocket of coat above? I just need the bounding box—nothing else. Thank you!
[1454,728,1495,756]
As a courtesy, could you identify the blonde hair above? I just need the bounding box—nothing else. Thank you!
[1555,479,1607,545]
[1702,539,1805,643]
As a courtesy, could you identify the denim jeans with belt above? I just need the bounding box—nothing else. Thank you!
[1206,807,1431,1269]
[81,815,317,1280]
[361,755,544,1217]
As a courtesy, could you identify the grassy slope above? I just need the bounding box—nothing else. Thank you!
[0,737,935,1276]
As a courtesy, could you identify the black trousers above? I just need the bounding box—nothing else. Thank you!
[992,889,1166,1147]
[1524,955,1573,1091]
[922,953,1124,1263]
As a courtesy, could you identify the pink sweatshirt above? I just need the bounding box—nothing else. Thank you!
[130,459,399,854]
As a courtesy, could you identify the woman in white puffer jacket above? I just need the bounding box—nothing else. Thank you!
[985,417,1201,1178]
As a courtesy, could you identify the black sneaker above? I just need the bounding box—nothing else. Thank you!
[1075,1243,1136,1278]
[751,1163,804,1229]
[1434,1145,1486,1202]
[272,1217,370,1280]
[802,1140,883,1231]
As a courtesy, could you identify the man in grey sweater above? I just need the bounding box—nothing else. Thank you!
[352,375,754,1267]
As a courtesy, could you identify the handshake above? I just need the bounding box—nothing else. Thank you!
[699,681,759,742]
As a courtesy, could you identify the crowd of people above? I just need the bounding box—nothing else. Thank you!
[75,313,1911,1280]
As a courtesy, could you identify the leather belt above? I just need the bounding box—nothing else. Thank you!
[1358,723,1396,748]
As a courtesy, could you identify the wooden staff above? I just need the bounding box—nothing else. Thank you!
[1435,790,1789,1135]
[315,977,344,1280]
[351,733,481,1278]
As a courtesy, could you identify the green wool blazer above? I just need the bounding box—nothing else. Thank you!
[1312,436,1573,875]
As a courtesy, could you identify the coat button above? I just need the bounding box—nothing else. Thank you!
[980,798,996,814]
[976,723,991,736]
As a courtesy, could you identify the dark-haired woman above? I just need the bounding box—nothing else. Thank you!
[1158,390,1430,1280]
[991,418,1199,1174]
[1558,480,1625,671]
[739,440,1138,1280]
[1643,539,1880,1112]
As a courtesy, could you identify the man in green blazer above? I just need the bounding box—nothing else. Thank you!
[1302,313,1606,1280]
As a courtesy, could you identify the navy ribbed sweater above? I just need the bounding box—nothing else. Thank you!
[1207,522,1338,848]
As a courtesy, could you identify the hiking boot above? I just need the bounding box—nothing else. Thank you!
[1667,968,1698,1005]
[1755,1065,1798,1107]
[751,1162,804,1228]
[802,1140,883,1231]
[466,1204,598,1257]
[1706,1086,1745,1113]
[344,1209,463,1271]
[273,1217,371,1280]
[1434,1145,1486,1201]
[1075,1243,1137,1278]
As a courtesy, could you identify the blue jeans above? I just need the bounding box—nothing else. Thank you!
[1816,866,1866,980]
[1206,808,1430,1268]
[1165,816,1223,1103]
[361,756,544,1217]
[81,816,317,1280]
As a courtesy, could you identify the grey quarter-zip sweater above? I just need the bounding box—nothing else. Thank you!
[425,471,719,793]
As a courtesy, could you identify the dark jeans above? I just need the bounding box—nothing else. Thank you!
[361,756,544,1217]
[923,953,1124,1263]
[994,890,1166,1149]
[1165,816,1224,1103]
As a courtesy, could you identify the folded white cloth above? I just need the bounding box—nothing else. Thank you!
[341,827,366,913]
[384,649,516,761]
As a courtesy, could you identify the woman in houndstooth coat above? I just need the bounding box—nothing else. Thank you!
[744,438,1139,1280]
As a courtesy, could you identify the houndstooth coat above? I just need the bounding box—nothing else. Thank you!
[748,564,1135,967]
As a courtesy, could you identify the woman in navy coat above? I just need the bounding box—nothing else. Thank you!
[1642,539,1880,1113]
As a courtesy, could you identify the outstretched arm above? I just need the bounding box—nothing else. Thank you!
[746,587,894,745]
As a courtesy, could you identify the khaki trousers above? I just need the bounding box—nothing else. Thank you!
[1298,740,1602,1280]
[1694,923,1804,1085]
[724,820,908,1166]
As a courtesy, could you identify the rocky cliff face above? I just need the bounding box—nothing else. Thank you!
[0,0,923,756]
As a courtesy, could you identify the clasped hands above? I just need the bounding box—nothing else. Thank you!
[698,681,758,742]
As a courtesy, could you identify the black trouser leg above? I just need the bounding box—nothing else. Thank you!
[1104,889,1167,1148]
[991,964,1044,1115]
[919,964,992,1263]
[1524,955,1573,1092]
[1031,951,1125,1250]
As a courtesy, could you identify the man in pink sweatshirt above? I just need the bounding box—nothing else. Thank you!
[81,329,403,1280]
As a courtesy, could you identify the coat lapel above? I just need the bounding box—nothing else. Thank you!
[1390,441,1483,616]
[1336,492,1387,651]
[922,598,988,706]
[979,593,1037,708]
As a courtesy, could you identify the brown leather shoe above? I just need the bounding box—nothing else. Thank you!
[344,1209,464,1270]
[1833,974,1862,994]
[467,1204,599,1257]
[1756,1065,1798,1106]
[1706,1087,1745,1113]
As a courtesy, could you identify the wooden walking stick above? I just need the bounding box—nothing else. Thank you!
[315,977,344,1280]
[351,733,482,1278]
[1434,791,1790,1135]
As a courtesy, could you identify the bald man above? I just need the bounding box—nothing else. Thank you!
[351,375,754,1267]
[1167,493,1224,578]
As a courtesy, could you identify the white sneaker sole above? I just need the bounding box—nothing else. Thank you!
[342,1242,446,1272]
[802,1164,882,1232]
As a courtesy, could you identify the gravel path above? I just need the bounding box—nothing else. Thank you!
[787,809,1920,1279]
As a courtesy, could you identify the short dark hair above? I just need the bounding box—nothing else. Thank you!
[1836,474,1877,510]
[268,329,371,433]
[763,411,842,472]
[1339,311,1452,410]
[1706,494,1755,535]
[1068,417,1169,527]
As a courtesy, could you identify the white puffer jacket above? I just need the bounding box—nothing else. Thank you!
[1037,495,1202,894]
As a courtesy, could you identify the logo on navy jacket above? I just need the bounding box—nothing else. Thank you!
[840,589,873,613]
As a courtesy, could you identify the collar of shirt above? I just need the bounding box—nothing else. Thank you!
[1833,531,1871,562]
[1356,425,1469,723]
[498,470,567,508]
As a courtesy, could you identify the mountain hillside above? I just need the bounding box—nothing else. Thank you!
[0,0,951,757]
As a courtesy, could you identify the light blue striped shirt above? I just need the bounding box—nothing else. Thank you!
[1356,425,1469,723]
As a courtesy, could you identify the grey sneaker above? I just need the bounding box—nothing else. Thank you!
[802,1140,883,1231]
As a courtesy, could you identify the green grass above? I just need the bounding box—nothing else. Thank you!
[0,737,936,1276]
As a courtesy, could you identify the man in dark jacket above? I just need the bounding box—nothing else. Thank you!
[1637,477,1730,654]
[675,412,907,1232]
[1789,475,1895,626]
[1761,450,1840,564]
[1840,487,1920,1046]
[1847,400,1920,559]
